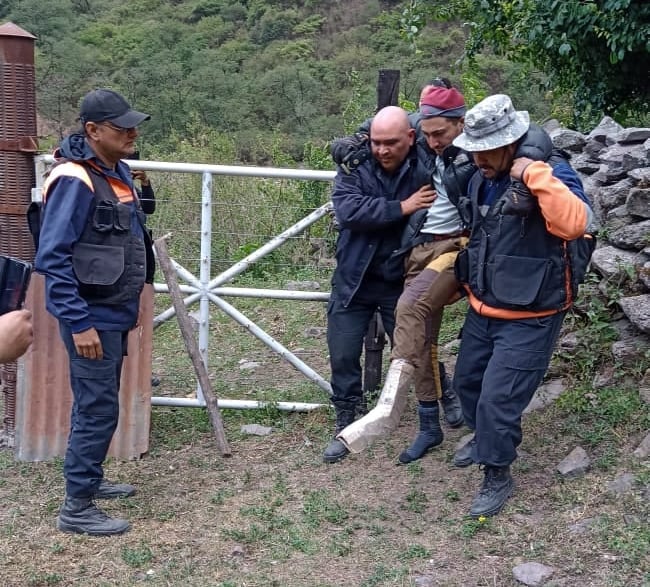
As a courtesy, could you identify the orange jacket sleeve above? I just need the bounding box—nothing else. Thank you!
[523,161,588,240]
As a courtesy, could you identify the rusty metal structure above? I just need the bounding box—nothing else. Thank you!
[1,22,152,460]
[0,22,37,443]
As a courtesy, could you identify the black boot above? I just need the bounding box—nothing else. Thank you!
[323,408,355,464]
[469,465,514,518]
[453,435,476,467]
[93,479,136,499]
[57,496,131,536]
[439,362,464,428]
[398,403,444,464]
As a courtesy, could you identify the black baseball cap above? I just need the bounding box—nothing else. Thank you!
[79,88,150,127]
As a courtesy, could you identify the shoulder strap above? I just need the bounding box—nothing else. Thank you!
[79,161,119,203]
[43,159,117,203]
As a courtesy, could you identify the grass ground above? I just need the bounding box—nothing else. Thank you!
[1,288,648,587]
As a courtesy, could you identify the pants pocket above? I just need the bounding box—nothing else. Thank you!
[70,358,118,417]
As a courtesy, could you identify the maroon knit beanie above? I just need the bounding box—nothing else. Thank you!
[418,85,466,118]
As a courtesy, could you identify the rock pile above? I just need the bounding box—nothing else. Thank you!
[547,116,649,343]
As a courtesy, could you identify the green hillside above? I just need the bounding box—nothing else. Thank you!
[2,0,543,163]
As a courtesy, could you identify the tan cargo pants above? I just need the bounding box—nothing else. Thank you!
[391,235,468,401]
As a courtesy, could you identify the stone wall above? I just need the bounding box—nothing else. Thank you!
[547,117,649,385]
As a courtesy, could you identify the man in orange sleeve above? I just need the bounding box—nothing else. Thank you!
[449,94,594,518]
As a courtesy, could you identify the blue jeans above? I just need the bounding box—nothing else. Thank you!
[327,277,402,412]
[453,308,566,466]
[59,323,128,498]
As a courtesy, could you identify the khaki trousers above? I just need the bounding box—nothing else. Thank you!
[391,236,467,401]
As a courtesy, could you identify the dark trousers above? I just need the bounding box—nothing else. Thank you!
[59,323,128,498]
[327,278,402,412]
[453,308,566,467]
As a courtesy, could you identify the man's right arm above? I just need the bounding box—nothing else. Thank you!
[400,185,437,216]
[332,164,436,230]
[331,169,404,231]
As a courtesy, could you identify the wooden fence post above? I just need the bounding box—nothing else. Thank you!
[362,69,400,397]
[154,235,231,457]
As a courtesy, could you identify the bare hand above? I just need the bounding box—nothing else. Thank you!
[131,169,150,186]
[72,327,103,360]
[510,157,534,182]
[0,309,33,363]
[401,185,437,216]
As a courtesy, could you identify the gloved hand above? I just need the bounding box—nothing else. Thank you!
[330,132,370,174]
[501,180,537,216]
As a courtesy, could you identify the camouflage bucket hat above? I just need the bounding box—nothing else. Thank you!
[453,94,530,152]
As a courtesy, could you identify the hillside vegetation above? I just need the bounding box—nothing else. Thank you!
[3,0,544,162]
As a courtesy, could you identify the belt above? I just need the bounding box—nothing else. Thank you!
[420,230,469,243]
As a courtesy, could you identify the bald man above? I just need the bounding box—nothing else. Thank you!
[323,106,436,463]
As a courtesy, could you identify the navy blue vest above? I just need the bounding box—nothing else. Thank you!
[71,164,152,306]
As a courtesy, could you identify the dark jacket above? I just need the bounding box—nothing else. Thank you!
[35,133,152,333]
[331,147,431,307]
[455,128,593,319]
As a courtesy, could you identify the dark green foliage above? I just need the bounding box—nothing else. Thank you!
[405,0,650,129]
[5,0,555,163]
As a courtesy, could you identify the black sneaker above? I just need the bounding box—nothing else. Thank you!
[453,436,476,467]
[93,480,136,499]
[469,466,514,518]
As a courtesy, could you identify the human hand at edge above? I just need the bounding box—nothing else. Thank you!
[400,184,437,216]
[0,309,33,363]
[510,157,534,182]
[131,169,150,187]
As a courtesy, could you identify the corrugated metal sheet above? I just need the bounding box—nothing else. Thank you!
[15,278,154,461]
[0,22,153,461]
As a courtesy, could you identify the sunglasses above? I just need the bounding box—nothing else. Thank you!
[100,121,137,133]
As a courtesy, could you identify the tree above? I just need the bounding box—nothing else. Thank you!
[403,0,650,128]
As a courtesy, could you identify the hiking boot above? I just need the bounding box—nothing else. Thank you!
[469,465,514,518]
[323,437,349,463]
[57,496,131,536]
[323,408,355,464]
[453,435,476,467]
[439,362,464,428]
[93,479,136,499]
[398,404,443,464]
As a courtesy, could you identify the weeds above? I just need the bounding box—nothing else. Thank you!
[26,572,63,586]
[303,489,349,527]
[121,542,154,567]
[444,489,460,502]
[399,543,430,561]
[557,385,649,449]
[360,564,409,586]
[404,488,428,513]
[210,488,234,505]
[328,528,353,557]
[460,515,492,538]
[596,514,650,573]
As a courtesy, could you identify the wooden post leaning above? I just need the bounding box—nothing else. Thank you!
[154,235,231,457]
